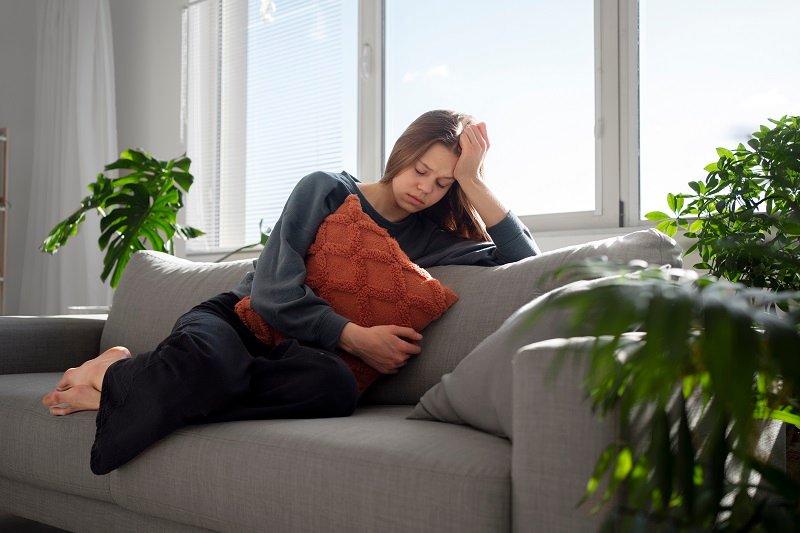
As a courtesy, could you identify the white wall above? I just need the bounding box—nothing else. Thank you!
[110,0,185,160]
[110,0,187,256]
[0,0,187,314]
[0,0,38,315]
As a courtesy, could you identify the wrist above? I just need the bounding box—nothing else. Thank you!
[338,322,360,353]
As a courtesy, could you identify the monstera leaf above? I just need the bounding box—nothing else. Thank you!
[41,149,204,288]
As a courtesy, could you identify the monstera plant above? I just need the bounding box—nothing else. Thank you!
[40,149,204,288]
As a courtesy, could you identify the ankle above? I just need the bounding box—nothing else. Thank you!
[91,361,112,391]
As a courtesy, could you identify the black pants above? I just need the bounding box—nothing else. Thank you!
[90,292,359,475]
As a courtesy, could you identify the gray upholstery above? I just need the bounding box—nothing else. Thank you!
[0,316,105,374]
[0,372,509,533]
[0,373,109,501]
[512,337,618,532]
[409,277,626,437]
[0,476,210,533]
[100,252,253,355]
[111,407,509,533]
[365,228,683,404]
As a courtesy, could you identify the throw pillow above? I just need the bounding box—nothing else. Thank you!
[236,194,459,393]
[408,275,634,438]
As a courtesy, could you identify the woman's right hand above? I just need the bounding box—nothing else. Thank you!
[339,323,422,374]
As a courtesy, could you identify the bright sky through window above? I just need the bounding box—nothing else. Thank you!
[385,0,596,217]
[639,0,800,217]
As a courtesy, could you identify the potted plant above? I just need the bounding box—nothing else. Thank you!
[645,115,800,293]
[535,115,800,530]
[40,149,204,288]
[534,265,799,530]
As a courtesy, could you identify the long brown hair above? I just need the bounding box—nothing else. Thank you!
[380,110,491,242]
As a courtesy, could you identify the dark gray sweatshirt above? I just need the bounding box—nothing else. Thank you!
[233,171,540,352]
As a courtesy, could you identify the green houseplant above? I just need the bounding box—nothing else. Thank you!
[534,264,800,531]
[40,149,204,288]
[645,115,800,292]
[534,116,800,530]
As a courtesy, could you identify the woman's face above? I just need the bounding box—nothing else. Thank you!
[391,143,458,216]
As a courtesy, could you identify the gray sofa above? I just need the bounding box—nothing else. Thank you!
[0,229,704,532]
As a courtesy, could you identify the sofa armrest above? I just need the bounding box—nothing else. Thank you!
[511,337,615,533]
[0,315,105,375]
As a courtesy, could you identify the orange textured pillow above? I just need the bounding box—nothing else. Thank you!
[236,194,458,393]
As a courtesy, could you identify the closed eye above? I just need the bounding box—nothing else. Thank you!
[436,179,454,189]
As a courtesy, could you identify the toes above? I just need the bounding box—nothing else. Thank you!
[56,368,77,390]
[43,391,73,409]
[41,391,53,406]
[43,385,100,415]
[49,405,74,416]
[42,390,61,407]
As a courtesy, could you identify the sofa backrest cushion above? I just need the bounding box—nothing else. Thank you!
[99,252,253,354]
[101,229,681,406]
[361,228,682,405]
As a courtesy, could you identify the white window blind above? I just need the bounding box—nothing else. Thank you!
[183,0,358,253]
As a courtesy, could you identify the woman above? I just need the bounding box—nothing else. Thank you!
[42,110,540,475]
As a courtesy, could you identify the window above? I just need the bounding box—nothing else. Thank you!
[183,0,357,253]
[183,0,800,255]
[638,0,800,218]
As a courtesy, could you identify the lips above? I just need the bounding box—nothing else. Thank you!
[408,194,425,207]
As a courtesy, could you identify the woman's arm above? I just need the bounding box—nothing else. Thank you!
[453,122,507,227]
[249,173,350,352]
[411,122,540,267]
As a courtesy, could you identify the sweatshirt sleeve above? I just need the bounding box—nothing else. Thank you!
[414,211,540,268]
[249,172,351,352]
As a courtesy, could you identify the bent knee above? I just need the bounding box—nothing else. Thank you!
[309,352,359,417]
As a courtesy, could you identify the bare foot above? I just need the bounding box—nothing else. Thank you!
[42,385,101,415]
[54,346,131,392]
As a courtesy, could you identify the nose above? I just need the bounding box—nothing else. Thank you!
[417,179,433,194]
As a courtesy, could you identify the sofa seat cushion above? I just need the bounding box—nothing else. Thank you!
[109,406,511,533]
[0,373,112,503]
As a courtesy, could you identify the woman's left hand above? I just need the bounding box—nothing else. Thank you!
[450,121,508,228]
[453,122,490,183]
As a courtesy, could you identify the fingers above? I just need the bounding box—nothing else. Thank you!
[476,122,490,149]
[388,325,423,342]
[461,123,488,144]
